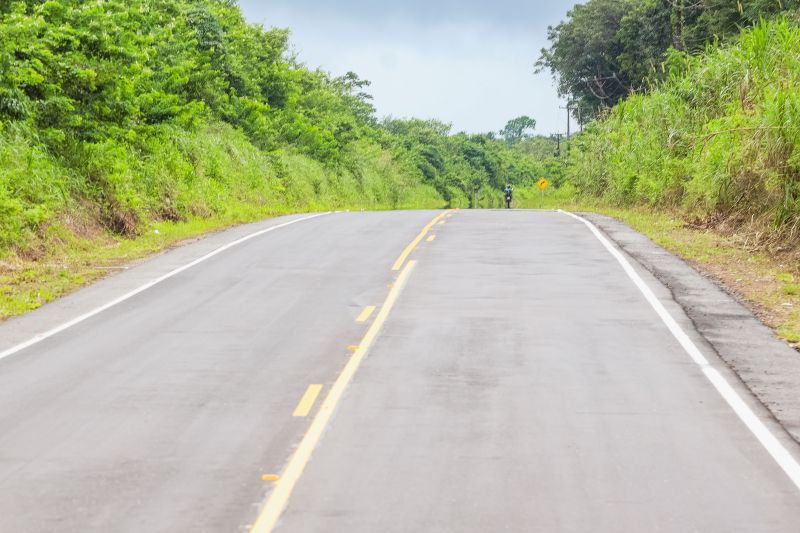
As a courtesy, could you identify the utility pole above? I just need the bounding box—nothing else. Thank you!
[560,103,573,155]
[566,106,571,139]
[560,105,571,138]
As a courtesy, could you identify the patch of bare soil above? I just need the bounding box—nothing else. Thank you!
[682,231,800,349]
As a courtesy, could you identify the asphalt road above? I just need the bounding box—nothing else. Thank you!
[1,210,799,532]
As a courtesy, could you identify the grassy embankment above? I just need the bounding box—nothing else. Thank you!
[602,208,800,346]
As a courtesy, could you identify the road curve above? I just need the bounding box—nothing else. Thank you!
[0,209,799,532]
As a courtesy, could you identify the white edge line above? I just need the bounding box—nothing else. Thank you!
[0,212,331,362]
[558,209,800,491]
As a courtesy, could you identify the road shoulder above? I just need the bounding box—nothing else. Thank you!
[583,212,800,445]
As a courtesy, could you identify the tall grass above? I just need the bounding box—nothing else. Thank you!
[568,18,800,247]
[0,120,444,259]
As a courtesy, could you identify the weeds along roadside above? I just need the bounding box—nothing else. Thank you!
[565,18,800,251]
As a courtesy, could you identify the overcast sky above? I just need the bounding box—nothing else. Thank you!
[237,0,580,135]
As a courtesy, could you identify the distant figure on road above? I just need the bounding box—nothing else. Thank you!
[504,184,513,209]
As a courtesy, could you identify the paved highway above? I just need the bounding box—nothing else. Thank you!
[1,210,799,532]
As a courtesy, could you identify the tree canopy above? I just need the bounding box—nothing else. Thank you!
[500,116,537,145]
[538,0,800,117]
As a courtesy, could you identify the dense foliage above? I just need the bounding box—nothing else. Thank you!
[499,116,537,145]
[539,0,799,116]
[0,0,547,258]
[566,19,800,245]
[539,0,800,246]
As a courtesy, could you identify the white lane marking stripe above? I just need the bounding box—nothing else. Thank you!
[0,213,331,362]
[559,209,800,491]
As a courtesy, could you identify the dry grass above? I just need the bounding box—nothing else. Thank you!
[595,207,800,347]
[0,210,274,320]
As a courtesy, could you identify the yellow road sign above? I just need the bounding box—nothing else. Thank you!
[537,178,550,190]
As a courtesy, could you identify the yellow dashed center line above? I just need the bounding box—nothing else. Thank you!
[356,305,376,323]
[292,385,323,417]
[391,211,450,271]
[250,261,418,533]
[426,235,436,242]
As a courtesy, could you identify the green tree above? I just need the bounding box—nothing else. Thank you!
[538,0,799,118]
[500,116,537,145]
[537,0,636,116]
[617,0,673,87]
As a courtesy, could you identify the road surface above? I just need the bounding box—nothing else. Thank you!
[0,210,799,532]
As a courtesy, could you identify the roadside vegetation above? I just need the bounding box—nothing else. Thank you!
[538,1,800,345]
[565,19,800,248]
[0,0,553,318]
[540,1,800,248]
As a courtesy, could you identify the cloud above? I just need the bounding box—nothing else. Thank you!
[238,0,579,134]
[243,0,571,29]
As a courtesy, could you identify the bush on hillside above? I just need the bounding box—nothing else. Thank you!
[567,19,800,246]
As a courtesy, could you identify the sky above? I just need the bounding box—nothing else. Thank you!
[237,0,580,136]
